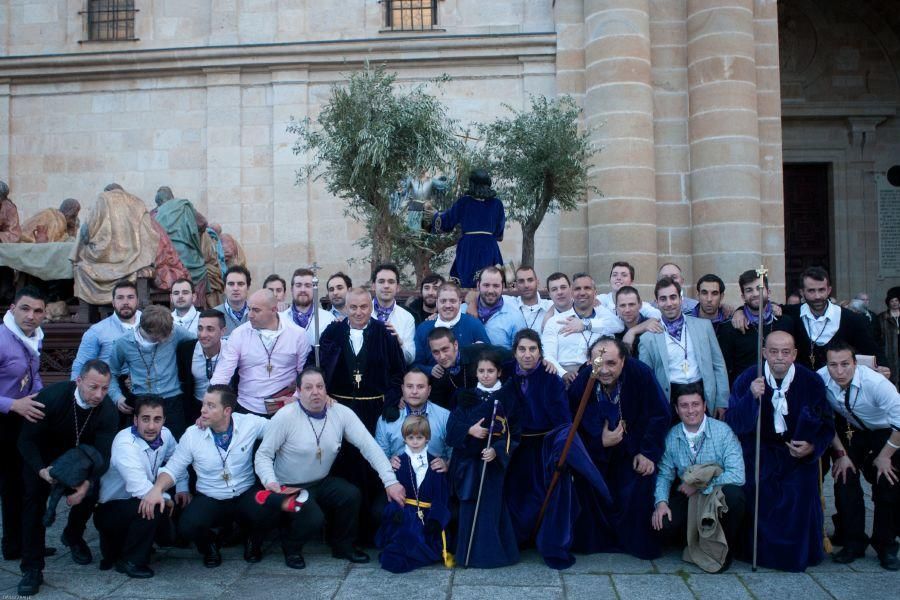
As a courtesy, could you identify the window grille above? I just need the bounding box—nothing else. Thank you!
[384,0,437,32]
[83,0,137,41]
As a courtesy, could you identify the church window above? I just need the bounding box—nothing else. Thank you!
[384,0,437,31]
[83,0,138,41]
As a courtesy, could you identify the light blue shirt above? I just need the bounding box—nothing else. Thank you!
[461,300,528,349]
[70,312,141,380]
[108,327,194,402]
[375,401,451,460]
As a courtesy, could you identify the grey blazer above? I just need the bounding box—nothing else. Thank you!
[638,316,730,411]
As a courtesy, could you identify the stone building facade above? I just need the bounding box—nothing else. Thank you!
[0,1,897,305]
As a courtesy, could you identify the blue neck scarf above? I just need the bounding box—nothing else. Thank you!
[291,303,314,329]
[663,314,686,341]
[224,302,248,324]
[515,362,540,394]
[373,298,394,323]
[211,419,234,450]
[131,426,163,450]
[477,296,504,324]
[743,302,774,327]
[299,401,327,420]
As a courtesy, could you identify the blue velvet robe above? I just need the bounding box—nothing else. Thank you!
[431,194,505,288]
[726,364,835,571]
[375,452,451,573]
[446,384,521,568]
[567,359,671,559]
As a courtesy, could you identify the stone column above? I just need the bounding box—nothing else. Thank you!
[687,0,761,295]
[0,80,9,183]
[583,0,658,287]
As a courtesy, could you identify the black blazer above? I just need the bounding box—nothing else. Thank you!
[782,304,883,369]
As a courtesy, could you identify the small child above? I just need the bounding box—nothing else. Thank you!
[375,415,452,573]
[446,350,521,568]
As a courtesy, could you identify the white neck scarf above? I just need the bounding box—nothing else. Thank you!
[405,446,429,486]
[256,316,284,351]
[134,328,158,350]
[477,381,502,393]
[113,310,140,331]
[3,311,43,356]
[682,414,707,448]
[173,305,198,328]
[764,362,795,434]
[435,311,462,329]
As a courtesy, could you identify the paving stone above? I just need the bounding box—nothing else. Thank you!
[566,552,654,574]
[561,574,618,599]
[738,572,832,600]
[42,570,127,598]
[611,574,694,600]
[684,573,753,599]
[811,572,899,599]
[650,551,705,574]
[452,585,563,600]
[241,552,351,577]
[218,574,342,600]
[112,558,246,599]
[452,555,561,587]
[335,565,450,600]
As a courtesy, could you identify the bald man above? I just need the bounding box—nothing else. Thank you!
[210,289,310,417]
[318,287,406,543]
[725,331,835,571]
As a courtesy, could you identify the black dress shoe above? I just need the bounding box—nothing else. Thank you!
[284,553,306,569]
[202,543,222,568]
[44,546,57,557]
[99,558,115,571]
[832,546,866,564]
[879,553,900,571]
[115,560,155,579]
[62,534,93,565]
[17,570,43,596]
[332,548,370,564]
[244,537,262,563]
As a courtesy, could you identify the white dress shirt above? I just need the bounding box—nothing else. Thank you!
[99,426,185,503]
[800,301,841,347]
[506,294,553,333]
[665,327,700,384]
[376,301,416,364]
[405,446,429,486]
[172,306,199,338]
[596,293,662,321]
[279,306,335,348]
[159,413,269,500]
[191,340,227,402]
[819,364,900,431]
[542,307,607,374]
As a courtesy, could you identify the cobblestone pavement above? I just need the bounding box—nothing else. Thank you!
[0,477,895,599]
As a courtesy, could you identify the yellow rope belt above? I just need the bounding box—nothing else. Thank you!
[402,499,455,567]
[330,394,384,402]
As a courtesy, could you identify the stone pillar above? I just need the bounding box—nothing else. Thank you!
[583,0,658,288]
[0,80,9,182]
[687,0,761,296]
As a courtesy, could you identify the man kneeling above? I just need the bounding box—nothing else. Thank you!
[652,384,746,572]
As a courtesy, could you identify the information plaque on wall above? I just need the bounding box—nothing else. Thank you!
[877,173,900,278]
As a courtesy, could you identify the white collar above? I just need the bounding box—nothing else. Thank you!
[349,320,370,332]
[435,312,462,329]
[764,363,795,434]
[2,311,43,356]
[112,311,140,331]
[682,414,707,439]
[404,445,429,485]
[477,381,502,393]
[134,328,158,349]
[74,387,91,410]
[173,305,198,323]
[800,301,840,322]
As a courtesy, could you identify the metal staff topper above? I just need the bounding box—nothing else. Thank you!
[308,262,322,367]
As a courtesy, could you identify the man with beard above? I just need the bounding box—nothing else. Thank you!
[280,267,335,357]
[176,309,231,424]
[726,331,835,571]
[371,264,416,364]
[407,273,444,326]
[567,338,670,559]
[414,282,490,375]
[213,265,251,335]
[718,269,794,385]
[16,360,118,596]
[691,274,728,334]
[170,278,199,337]
[71,280,142,380]
[326,272,352,320]
[463,266,526,349]
[1,287,49,564]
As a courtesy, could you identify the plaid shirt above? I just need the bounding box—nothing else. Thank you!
[654,416,745,505]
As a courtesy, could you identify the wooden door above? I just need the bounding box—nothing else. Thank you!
[783,163,831,292]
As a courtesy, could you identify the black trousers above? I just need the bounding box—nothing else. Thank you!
[661,483,746,552]
[21,467,98,572]
[178,488,271,551]
[834,427,900,556]
[94,499,169,566]
[261,477,360,555]
[162,393,187,440]
[0,414,23,558]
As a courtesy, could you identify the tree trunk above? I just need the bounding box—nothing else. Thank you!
[371,199,393,271]
[521,223,537,268]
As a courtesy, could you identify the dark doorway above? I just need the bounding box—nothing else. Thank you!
[783,163,831,292]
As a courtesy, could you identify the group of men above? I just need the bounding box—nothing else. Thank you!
[1,256,898,595]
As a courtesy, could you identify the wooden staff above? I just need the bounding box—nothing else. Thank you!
[464,395,501,567]
[532,351,605,539]
[752,264,767,572]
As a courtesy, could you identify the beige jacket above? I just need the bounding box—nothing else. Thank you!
[681,463,729,573]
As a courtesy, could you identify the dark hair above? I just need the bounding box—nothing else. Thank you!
[513,328,543,356]
[225,265,251,287]
[696,274,725,294]
[171,277,194,293]
[615,285,641,303]
[298,366,326,386]
[475,348,505,372]
[371,263,400,284]
[588,336,629,360]
[13,285,46,304]
[404,367,430,382]
[825,339,857,359]
[326,272,352,289]
[198,309,226,328]
[546,272,570,288]
[206,384,237,411]
[291,268,314,285]
[477,265,506,287]
[800,266,830,288]
[134,394,165,417]
[609,261,635,281]
[263,274,286,290]
[738,269,769,291]
[673,381,706,405]
[886,286,900,307]
[571,272,595,287]
[654,276,682,299]
[420,273,445,290]
[515,265,537,278]
[427,326,457,345]
[79,359,111,378]
[112,279,137,300]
